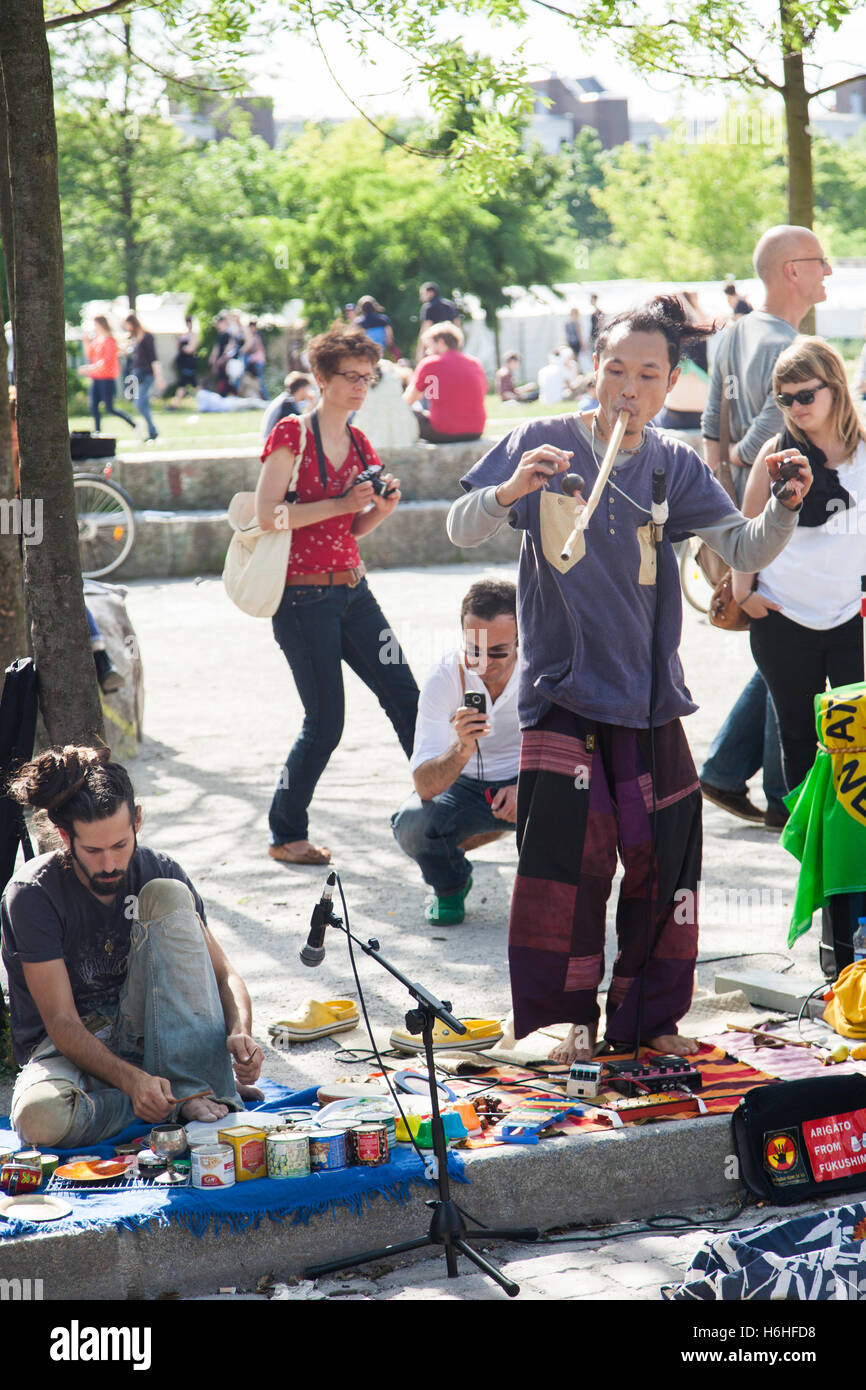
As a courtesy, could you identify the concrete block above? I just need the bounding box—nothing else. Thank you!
[110,440,496,512]
[109,503,519,581]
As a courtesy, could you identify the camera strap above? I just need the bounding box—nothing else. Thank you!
[311,415,370,493]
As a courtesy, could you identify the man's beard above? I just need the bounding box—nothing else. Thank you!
[67,832,137,896]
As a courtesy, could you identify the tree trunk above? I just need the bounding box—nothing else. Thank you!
[0,0,104,747]
[120,19,137,311]
[0,96,26,689]
[780,1,815,331]
[0,331,26,686]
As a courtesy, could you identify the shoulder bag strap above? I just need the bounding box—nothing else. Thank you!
[716,323,738,503]
[309,412,330,491]
[458,662,466,698]
[284,412,307,503]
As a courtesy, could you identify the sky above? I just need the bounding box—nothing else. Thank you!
[247,2,866,126]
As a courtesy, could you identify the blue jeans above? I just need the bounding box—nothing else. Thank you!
[90,378,135,433]
[133,372,158,439]
[392,775,516,896]
[699,668,787,812]
[10,880,241,1147]
[269,578,419,844]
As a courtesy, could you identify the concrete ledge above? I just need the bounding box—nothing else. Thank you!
[0,1115,740,1299]
[110,439,496,511]
[111,502,519,580]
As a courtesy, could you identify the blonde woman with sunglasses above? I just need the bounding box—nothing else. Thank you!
[733,337,866,795]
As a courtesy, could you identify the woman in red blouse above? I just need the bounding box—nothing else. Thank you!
[78,316,137,435]
[255,323,419,864]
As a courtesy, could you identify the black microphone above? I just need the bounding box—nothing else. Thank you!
[300,871,336,967]
[651,467,668,541]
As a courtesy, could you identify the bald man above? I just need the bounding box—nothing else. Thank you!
[703,225,831,500]
[700,225,832,828]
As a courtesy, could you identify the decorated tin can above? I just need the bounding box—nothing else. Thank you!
[1,1158,42,1194]
[266,1128,310,1179]
[217,1125,267,1181]
[307,1129,348,1172]
[362,1111,397,1152]
[191,1142,235,1189]
[350,1123,389,1167]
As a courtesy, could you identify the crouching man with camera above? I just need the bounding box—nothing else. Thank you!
[391,580,520,924]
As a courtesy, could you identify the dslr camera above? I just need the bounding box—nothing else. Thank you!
[353,466,397,499]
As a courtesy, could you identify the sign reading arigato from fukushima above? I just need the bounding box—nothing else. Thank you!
[802,1109,866,1182]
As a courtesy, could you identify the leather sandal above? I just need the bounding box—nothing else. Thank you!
[268,841,331,865]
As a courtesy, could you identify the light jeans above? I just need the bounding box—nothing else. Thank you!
[11,879,241,1147]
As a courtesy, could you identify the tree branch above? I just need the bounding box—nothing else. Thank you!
[45,0,144,29]
[811,72,866,99]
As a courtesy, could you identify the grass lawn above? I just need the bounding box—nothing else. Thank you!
[69,395,576,452]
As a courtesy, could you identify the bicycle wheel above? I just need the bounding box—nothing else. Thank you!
[74,474,136,578]
[680,539,712,615]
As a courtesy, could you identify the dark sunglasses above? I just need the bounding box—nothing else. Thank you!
[775,383,829,408]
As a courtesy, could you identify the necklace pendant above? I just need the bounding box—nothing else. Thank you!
[104,939,114,956]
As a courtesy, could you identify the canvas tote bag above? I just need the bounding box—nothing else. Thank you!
[222,414,307,617]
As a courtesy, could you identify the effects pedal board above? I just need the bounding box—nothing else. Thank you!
[603,1056,703,1097]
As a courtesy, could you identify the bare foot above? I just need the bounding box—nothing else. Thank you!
[548,1022,596,1065]
[238,1083,265,1103]
[180,1097,230,1122]
[646,1033,700,1057]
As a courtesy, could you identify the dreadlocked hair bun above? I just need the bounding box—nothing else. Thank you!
[7,745,112,811]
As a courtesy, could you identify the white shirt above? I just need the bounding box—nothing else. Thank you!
[409,649,521,782]
[757,441,866,630]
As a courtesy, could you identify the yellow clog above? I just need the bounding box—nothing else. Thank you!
[268,999,359,1044]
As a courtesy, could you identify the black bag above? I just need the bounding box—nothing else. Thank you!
[0,657,38,1034]
[70,431,116,462]
[733,1074,866,1206]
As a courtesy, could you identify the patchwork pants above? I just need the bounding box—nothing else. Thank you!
[508,705,702,1044]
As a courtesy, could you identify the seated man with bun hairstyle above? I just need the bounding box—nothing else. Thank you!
[1,746,263,1147]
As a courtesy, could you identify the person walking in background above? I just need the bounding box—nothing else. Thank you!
[724,282,753,319]
[417,281,459,359]
[171,315,199,407]
[355,296,395,355]
[254,322,419,866]
[123,313,165,443]
[699,225,832,829]
[404,323,487,443]
[589,294,604,347]
[565,307,586,367]
[243,319,269,400]
[79,316,137,435]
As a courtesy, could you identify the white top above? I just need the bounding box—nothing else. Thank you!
[757,440,866,629]
[409,649,521,781]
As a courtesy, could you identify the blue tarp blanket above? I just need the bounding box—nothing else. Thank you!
[0,1080,467,1241]
[662,1203,866,1300]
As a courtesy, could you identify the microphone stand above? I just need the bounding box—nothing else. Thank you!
[303,896,538,1297]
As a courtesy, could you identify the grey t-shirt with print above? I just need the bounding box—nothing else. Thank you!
[1,846,206,1065]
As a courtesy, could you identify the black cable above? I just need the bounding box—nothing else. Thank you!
[631,498,665,1060]
[333,872,431,1172]
[696,951,796,971]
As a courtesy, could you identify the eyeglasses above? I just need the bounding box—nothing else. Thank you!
[332,370,374,385]
[775,384,829,408]
[784,257,831,271]
[463,640,518,662]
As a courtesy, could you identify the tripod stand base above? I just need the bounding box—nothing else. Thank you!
[305,1201,538,1297]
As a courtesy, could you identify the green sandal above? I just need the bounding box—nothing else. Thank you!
[425,875,473,925]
